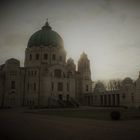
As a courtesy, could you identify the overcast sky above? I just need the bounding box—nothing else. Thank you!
[0,0,140,81]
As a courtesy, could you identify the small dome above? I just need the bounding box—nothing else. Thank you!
[67,58,76,71]
[67,58,74,64]
[27,21,63,48]
[94,81,106,93]
[122,77,133,85]
[6,58,20,66]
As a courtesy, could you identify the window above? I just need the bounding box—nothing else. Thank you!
[51,82,54,91]
[58,94,63,100]
[54,69,62,78]
[10,96,15,105]
[44,53,48,60]
[131,96,134,103]
[34,83,36,91]
[52,54,56,61]
[86,85,89,92]
[31,71,33,75]
[67,71,72,78]
[59,56,62,61]
[10,71,17,75]
[85,76,89,80]
[27,83,29,90]
[11,81,15,89]
[34,71,37,75]
[67,83,69,92]
[28,71,30,76]
[122,93,125,99]
[27,100,29,105]
[100,95,103,106]
[29,54,32,61]
[11,91,15,94]
[36,53,39,60]
[63,72,66,78]
[66,94,69,101]
[58,82,63,91]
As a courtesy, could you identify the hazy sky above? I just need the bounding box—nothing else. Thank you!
[0,0,140,81]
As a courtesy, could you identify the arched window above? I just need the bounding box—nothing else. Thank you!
[54,69,62,78]
[52,54,56,61]
[86,85,89,92]
[11,81,15,89]
[10,95,16,105]
[59,56,62,61]
[29,54,32,61]
[58,83,63,91]
[27,83,29,90]
[36,53,39,60]
[44,53,48,60]
[34,83,36,91]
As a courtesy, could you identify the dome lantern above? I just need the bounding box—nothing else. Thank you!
[41,20,52,30]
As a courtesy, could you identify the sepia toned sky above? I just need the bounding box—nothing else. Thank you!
[0,0,140,81]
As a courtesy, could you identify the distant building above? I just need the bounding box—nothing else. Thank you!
[0,22,93,108]
[93,77,140,108]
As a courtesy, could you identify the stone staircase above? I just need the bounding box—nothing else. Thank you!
[48,97,79,108]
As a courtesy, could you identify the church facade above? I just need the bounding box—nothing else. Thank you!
[0,22,92,108]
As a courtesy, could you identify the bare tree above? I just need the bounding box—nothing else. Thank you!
[107,79,122,91]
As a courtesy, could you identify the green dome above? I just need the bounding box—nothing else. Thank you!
[28,22,63,48]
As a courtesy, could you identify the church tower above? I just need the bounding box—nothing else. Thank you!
[77,52,92,104]
[78,52,91,81]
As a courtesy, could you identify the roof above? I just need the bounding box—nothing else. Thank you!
[27,21,63,48]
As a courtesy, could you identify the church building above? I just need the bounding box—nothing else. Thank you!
[0,22,93,108]
[1,21,140,108]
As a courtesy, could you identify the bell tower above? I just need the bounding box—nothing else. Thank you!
[78,52,92,94]
[78,52,91,80]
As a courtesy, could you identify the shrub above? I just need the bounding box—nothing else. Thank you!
[110,111,121,120]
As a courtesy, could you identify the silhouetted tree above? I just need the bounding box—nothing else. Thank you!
[107,79,122,91]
